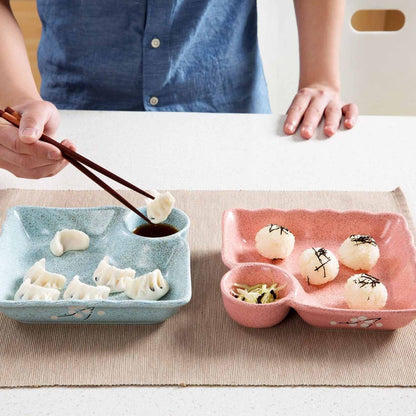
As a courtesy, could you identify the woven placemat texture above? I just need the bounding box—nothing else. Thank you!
[0,188,414,387]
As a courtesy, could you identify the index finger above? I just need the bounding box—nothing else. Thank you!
[0,125,63,160]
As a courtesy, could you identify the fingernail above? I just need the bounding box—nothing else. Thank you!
[21,127,39,138]
[48,150,61,160]
[285,123,295,133]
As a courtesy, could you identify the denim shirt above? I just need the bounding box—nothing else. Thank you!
[37,0,270,113]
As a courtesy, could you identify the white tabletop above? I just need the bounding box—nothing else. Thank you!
[1,111,415,415]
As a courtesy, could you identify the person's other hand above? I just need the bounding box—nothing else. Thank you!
[283,85,358,139]
[0,100,76,178]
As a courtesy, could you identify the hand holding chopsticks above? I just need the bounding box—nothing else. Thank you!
[0,107,153,223]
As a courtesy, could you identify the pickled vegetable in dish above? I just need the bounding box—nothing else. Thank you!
[231,282,286,304]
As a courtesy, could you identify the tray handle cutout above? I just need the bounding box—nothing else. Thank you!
[351,9,405,32]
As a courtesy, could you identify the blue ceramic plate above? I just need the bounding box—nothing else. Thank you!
[0,206,191,324]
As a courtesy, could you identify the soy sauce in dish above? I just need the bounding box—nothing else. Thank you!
[133,223,178,238]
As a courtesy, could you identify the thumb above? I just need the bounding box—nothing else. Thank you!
[18,105,51,144]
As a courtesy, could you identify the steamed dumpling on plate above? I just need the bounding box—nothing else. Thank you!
[25,258,66,289]
[93,256,135,293]
[14,279,60,301]
[63,276,110,300]
[124,269,169,300]
[50,229,89,256]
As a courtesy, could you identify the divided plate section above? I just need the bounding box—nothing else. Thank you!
[222,209,416,329]
[0,206,191,324]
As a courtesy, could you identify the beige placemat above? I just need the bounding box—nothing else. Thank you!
[0,188,415,387]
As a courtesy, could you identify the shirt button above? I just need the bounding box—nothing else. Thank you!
[149,96,159,106]
[151,38,161,48]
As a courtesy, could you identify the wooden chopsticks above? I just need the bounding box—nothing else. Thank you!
[0,107,153,224]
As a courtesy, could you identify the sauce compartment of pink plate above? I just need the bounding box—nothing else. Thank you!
[220,263,296,328]
[222,208,416,329]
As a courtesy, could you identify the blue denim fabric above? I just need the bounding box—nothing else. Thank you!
[37,0,270,113]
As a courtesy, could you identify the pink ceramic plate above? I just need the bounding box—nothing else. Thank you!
[221,209,416,330]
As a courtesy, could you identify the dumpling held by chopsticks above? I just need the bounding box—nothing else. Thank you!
[145,191,175,224]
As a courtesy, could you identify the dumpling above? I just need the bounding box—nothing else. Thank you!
[14,279,60,301]
[50,229,89,256]
[124,269,169,300]
[93,256,135,293]
[25,258,66,289]
[146,191,175,224]
[63,276,110,300]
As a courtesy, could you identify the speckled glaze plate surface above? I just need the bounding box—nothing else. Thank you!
[0,206,191,324]
[222,209,416,330]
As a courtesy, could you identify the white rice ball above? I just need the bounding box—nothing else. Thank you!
[299,247,339,285]
[255,224,295,260]
[344,273,388,310]
[338,234,380,271]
